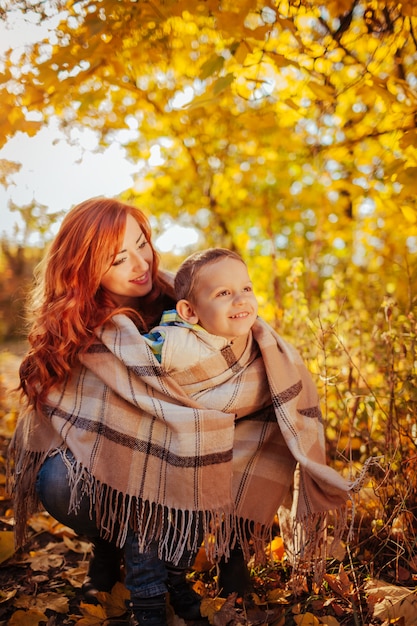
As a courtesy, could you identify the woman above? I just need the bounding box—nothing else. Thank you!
[9,198,208,625]
[9,197,352,626]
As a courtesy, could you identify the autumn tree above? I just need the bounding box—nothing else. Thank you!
[1,0,416,303]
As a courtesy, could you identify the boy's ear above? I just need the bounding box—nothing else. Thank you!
[176,299,199,325]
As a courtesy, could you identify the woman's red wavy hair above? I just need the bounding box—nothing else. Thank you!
[19,197,174,410]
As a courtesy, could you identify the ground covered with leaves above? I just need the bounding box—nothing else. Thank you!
[1,349,417,626]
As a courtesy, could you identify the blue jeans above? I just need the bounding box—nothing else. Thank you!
[35,450,185,599]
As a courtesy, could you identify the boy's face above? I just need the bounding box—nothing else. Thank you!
[191,257,258,340]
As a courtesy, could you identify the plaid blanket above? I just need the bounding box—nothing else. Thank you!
[10,313,351,569]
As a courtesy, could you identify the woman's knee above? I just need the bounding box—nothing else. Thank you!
[36,451,99,537]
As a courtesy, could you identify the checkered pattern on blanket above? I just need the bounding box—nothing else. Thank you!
[10,314,350,568]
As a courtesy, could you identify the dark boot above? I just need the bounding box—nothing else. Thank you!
[218,547,251,598]
[128,594,168,626]
[166,566,202,621]
[82,537,123,602]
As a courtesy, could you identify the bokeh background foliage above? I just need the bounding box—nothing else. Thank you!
[1,0,417,583]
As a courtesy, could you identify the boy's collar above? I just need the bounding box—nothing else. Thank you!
[159,308,207,333]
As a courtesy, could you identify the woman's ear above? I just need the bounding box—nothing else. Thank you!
[176,299,199,325]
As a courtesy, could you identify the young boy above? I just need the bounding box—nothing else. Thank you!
[143,248,271,596]
[142,248,349,598]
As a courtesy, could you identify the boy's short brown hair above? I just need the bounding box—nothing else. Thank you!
[174,248,245,302]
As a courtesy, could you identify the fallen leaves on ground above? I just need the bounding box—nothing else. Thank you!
[365,578,417,625]
[323,564,355,600]
[14,591,69,614]
[1,495,416,626]
[70,583,130,625]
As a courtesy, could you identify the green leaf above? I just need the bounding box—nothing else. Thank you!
[199,54,225,80]
[212,73,234,96]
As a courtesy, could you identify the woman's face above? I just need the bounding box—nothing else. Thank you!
[100,213,154,306]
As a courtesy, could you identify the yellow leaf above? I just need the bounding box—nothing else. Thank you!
[76,601,109,626]
[94,582,131,618]
[244,50,264,66]
[265,536,285,562]
[200,597,226,623]
[400,205,417,224]
[294,612,320,626]
[232,41,248,65]
[0,530,15,563]
[8,609,48,626]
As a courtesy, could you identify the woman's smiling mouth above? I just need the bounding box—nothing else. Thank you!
[131,273,149,285]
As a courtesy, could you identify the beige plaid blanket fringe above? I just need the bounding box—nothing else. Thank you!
[9,314,353,574]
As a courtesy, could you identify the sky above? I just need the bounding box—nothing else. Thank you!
[0,8,198,253]
[0,124,137,234]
